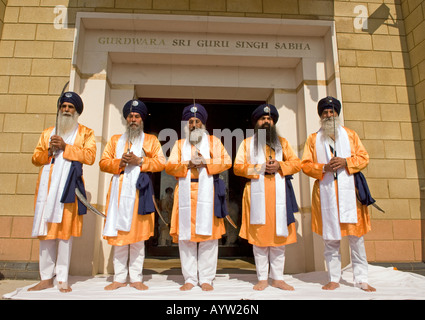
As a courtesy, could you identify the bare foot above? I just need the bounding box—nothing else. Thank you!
[357,283,376,292]
[322,282,340,290]
[253,280,268,291]
[180,283,195,291]
[201,283,214,291]
[58,281,72,293]
[104,281,127,290]
[271,280,294,291]
[130,282,149,290]
[28,279,54,291]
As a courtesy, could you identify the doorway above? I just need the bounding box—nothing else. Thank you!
[141,98,262,258]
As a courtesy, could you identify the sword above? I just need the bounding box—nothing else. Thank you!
[264,104,272,160]
[55,81,70,137]
[125,101,134,166]
[51,81,69,164]
[152,193,169,227]
[225,215,237,229]
[75,188,106,218]
[372,203,385,213]
[332,103,338,180]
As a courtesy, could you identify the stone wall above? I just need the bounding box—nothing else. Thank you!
[334,0,424,262]
[401,0,425,260]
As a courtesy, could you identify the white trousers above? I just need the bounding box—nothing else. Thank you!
[178,239,218,286]
[39,237,73,283]
[324,235,368,284]
[113,241,145,283]
[253,245,286,281]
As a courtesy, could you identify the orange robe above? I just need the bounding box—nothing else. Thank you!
[165,135,231,243]
[301,127,371,238]
[99,133,165,246]
[32,124,96,240]
[233,136,300,247]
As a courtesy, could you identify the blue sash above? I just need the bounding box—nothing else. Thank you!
[354,172,375,206]
[213,174,229,218]
[60,161,87,216]
[136,172,155,215]
[285,175,298,225]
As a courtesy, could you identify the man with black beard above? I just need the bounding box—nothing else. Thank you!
[166,103,231,291]
[30,92,96,293]
[234,104,301,291]
[100,99,165,291]
[301,96,375,292]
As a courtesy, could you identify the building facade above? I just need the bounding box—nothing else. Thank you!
[0,0,424,278]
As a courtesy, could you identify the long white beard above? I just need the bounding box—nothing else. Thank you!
[320,115,341,138]
[184,124,207,145]
[126,122,144,143]
[57,112,79,137]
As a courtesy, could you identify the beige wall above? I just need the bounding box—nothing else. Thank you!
[0,1,424,276]
[402,0,425,260]
[0,0,6,37]
[333,1,424,262]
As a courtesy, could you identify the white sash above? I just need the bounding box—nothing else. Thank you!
[178,134,213,241]
[32,125,79,237]
[316,126,357,240]
[103,132,144,237]
[249,136,288,237]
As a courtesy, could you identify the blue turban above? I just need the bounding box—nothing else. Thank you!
[123,99,148,120]
[182,103,208,124]
[251,104,279,125]
[318,96,341,116]
[59,91,84,114]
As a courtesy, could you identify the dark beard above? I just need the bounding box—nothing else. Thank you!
[254,123,278,156]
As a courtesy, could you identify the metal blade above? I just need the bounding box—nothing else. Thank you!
[152,195,169,227]
[225,215,237,229]
[75,188,106,218]
[372,203,385,213]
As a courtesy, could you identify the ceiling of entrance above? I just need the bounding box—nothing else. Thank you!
[133,84,273,101]
[109,52,298,101]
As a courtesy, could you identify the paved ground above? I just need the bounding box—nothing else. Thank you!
[1,279,38,299]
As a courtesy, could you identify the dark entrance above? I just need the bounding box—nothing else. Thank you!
[141,98,262,258]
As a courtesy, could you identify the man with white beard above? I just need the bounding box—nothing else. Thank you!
[301,96,376,292]
[100,99,165,291]
[165,103,231,291]
[30,91,96,293]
